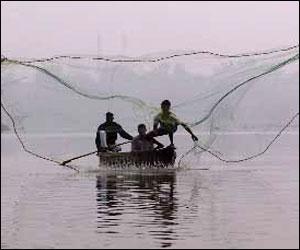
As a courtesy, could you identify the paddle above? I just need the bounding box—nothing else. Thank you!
[60,140,131,165]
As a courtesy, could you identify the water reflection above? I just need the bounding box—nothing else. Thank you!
[96,171,178,247]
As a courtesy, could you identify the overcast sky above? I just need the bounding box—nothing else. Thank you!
[1,1,299,58]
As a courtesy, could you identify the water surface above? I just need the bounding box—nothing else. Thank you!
[1,133,299,248]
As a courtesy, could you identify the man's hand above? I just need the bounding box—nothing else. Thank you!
[191,134,198,142]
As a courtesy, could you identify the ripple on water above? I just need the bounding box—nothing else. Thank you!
[1,134,299,248]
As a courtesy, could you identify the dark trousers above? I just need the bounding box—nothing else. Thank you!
[147,126,177,144]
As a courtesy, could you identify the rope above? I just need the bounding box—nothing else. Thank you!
[1,101,79,172]
[190,53,299,126]
[2,59,151,110]
[1,44,298,64]
[178,112,299,166]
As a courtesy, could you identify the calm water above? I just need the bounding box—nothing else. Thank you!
[1,133,299,249]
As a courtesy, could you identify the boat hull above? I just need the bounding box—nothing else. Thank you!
[98,147,176,167]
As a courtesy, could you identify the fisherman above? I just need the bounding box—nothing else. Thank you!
[95,112,133,152]
[131,124,164,152]
[147,99,198,147]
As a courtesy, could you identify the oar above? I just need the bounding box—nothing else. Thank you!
[60,140,131,165]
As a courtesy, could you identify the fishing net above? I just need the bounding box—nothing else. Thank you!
[1,45,299,170]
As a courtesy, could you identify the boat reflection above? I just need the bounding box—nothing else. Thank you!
[96,170,178,247]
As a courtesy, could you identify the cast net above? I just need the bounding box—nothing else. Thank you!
[1,45,299,171]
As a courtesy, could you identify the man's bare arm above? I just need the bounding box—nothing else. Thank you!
[181,123,198,141]
[152,138,164,148]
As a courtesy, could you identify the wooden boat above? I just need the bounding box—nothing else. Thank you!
[98,146,176,167]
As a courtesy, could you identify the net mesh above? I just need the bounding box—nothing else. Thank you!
[1,45,299,170]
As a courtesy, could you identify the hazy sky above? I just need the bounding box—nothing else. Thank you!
[1,1,299,58]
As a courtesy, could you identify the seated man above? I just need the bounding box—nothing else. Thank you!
[131,124,164,152]
[147,99,198,147]
[95,112,133,152]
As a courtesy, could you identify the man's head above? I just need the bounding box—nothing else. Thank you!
[106,112,114,123]
[161,99,171,113]
[137,123,147,136]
